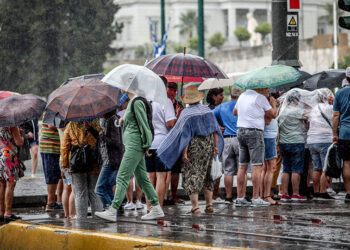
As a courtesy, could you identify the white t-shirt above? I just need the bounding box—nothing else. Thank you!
[306,103,333,144]
[150,98,176,149]
[235,90,272,130]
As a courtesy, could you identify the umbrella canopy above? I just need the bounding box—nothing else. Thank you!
[46,77,119,122]
[234,65,301,90]
[198,72,245,90]
[145,53,228,83]
[0,94,46,127]
[0,91,20,100]
[270,70,311,93]
[102,64,168,106]
[303,69,345,91]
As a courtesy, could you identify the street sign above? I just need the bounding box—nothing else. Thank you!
[286,14,298,37]
[288,0,301,12]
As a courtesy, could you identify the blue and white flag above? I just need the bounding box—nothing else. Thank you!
[148,17,171,58]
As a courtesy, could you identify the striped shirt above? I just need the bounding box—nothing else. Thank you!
[39,124,60,154]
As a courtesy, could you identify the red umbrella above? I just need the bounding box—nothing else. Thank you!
[0,91,20,100]
[145,50,228,93]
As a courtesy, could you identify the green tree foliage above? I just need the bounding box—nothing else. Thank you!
[188,36,198,52]
[175,10,197,38]
[336,56,350,69]
[254,22,272,43]
[234,27,251,47]
[0,0,122,97]
[172,44,185,53]
[208,32,226,49]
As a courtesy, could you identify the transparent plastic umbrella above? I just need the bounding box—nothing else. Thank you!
[198,72,245,90]
[102,64,168,106]
[234,65,301,90]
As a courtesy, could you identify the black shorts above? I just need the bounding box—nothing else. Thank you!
[338,139,350,161]
[145,149,169,173]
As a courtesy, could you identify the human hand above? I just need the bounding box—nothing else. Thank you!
[182,153,190,165]
[269,96,277,107]
[119,118,124,126]
[61,170,66,180]
[145,150,152,157]
[333,135,338,144]
[28,132,34,139]
[220,126,225,133]
[214,146,218,156]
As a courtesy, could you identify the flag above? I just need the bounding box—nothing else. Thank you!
[148,17,171,58]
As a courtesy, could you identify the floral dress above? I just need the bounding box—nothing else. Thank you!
[0,128,20,182]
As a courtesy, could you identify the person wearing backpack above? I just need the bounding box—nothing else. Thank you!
[95,110,124,210]
[95,91,164,222]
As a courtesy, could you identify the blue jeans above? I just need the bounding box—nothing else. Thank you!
[279,143,305,174]
[308,143,331,171]
[95,165,118,209]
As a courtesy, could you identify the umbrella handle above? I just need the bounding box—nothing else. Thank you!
[181,47,186,96]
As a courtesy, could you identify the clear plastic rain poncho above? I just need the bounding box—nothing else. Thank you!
[277,88,334,144]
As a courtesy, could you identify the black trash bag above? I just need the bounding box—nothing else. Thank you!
[324,144,342,179]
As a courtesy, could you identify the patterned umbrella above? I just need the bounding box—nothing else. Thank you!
[46,77,119,122]
[145,53,228,83]
[0,94,46,127]
[234,65,301,90]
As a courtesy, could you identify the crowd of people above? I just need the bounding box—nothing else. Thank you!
[1,68,350,224]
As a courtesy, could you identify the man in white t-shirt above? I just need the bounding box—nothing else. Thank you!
[233,88,277,206]
[145,97,176,209]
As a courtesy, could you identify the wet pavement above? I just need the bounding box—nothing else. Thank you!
[3,194,350,249]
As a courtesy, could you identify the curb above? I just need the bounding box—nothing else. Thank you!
[0,221,240,250]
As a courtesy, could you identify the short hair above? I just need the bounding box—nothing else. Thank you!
[230,87,243,99]
[206,88,224,105]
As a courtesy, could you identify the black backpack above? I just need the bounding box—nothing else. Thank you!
[131,97,154,140]
[324,144,342,179]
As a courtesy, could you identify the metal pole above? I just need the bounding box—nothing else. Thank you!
[161,0,166,54]
[198,0,204,57]
[333,0,338,69]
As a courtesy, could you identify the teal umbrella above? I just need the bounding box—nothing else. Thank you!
[234,65,301,90]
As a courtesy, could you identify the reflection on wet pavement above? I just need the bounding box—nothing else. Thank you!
[4,193,350,249]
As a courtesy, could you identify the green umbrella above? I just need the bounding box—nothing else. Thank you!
[234,65,301,90]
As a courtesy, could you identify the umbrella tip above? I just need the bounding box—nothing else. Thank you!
[183,47,186,55]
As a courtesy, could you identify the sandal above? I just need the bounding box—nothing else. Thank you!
[264,196,281,205]
[205,204,214,213]
[190,207,200,214]
[272,194,281,200]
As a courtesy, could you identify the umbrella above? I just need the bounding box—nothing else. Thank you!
[0,94,46,127]
[145,51,228,94]
[46,77,119,122]
[302,69,345,90]
[198,72,245,90]
[234,65,301,90]
[0,91,20,100]
[102,64,168,106]
[270,70,311,93]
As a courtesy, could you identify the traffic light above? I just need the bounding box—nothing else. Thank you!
[339,0,350,29]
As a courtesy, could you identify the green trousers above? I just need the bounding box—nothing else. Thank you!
[111,148,159,209]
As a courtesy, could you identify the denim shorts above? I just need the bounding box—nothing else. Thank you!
[222,137,239,176]
[279,143,305,174]
[146,149,169,173]
[264,138,277,160]
[308,143,331,171]
[237,128,265,166]
[41,153,61,184]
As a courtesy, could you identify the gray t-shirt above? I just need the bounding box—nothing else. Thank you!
[278,105,306,144]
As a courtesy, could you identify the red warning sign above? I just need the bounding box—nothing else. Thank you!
[288,0,301,11]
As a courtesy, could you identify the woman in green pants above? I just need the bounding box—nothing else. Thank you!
[95,92,164,222]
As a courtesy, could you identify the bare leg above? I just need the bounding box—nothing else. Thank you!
[4,181,16,217]
[252,165,262,199]
[62,184,71,218]
[292,173,300,195]
[31,145,39,175]
[56,179,63,203]
[264,159,277,203]
[282,173,290,195]
[155,172,167,208]
[260,164,267,198]
[126,179,133,203]
[189,193,200,213]
[237,165,248,198]
[312,170,322,193]
[203,188,213,206]
[135,182,143,202]
[0,180,5,216]
[343,161,350,194]
[164,171,171,200]
[47,184,58,204]
[224,175,233,199]
[320,172,328,193]
[171,173,182,202]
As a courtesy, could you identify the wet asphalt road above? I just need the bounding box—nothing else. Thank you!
[4,194,350,249]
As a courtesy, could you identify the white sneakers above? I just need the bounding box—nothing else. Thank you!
[95,206,117,222]
[135,200,144,209]
[251,198,271,206]
[141,205,164,220]
[124,202,136,210]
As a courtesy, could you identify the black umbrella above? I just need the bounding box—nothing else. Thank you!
[270,70,311,93]
[303,69,345,90]
[0,94,46,127]
[43,74,105,128]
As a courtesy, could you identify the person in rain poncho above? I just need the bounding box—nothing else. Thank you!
[157,86,223,214]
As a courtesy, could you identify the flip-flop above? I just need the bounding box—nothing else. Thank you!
[205,204,214,213]
[190,207,200,214]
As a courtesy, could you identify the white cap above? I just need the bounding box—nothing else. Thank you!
[342,78,349,88]
[346,67,350,77]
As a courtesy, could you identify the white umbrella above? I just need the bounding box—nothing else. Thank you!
[102,64,168,106]
[198,72,245,90]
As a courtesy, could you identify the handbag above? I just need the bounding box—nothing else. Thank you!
[17,137,31,161]
[211,156,223,181]
[70,129,94,173]
[323,144,342,179]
